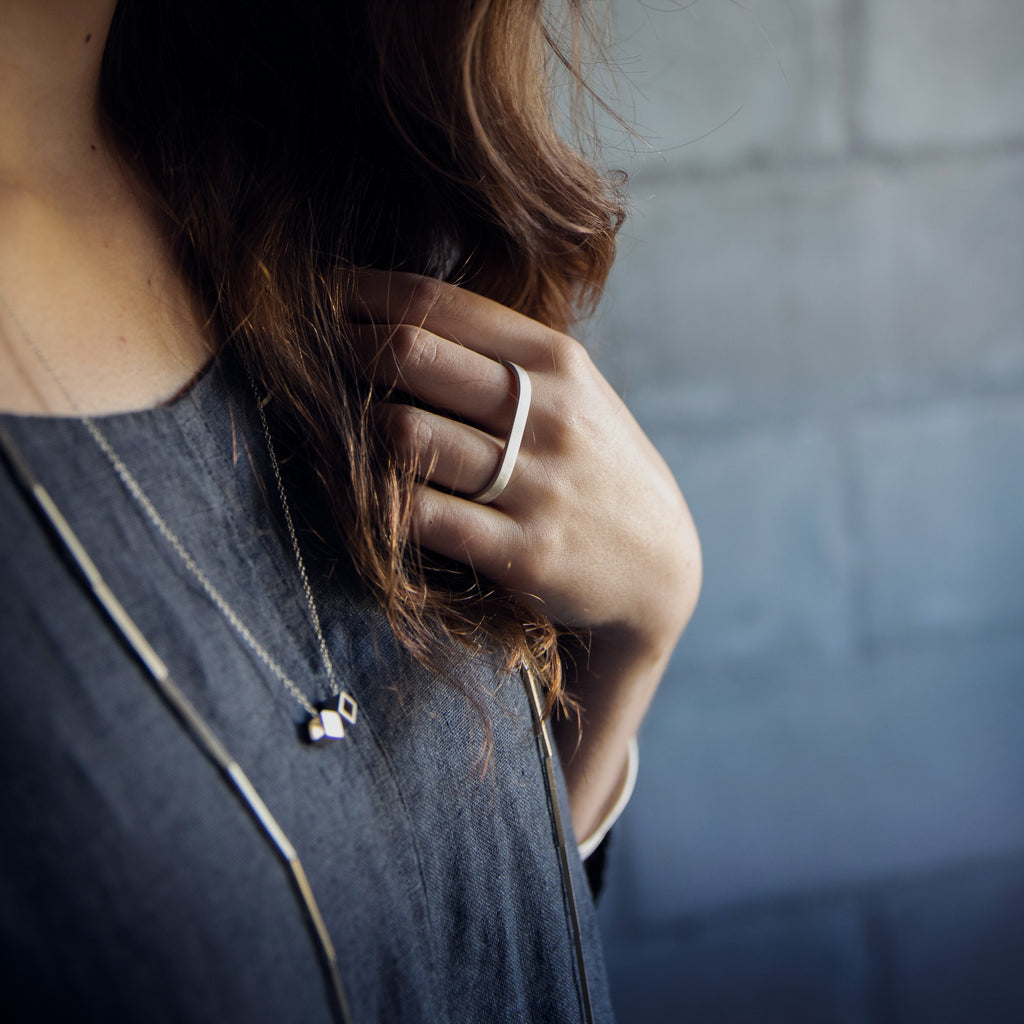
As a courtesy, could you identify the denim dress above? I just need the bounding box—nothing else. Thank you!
[0,358,614,1023]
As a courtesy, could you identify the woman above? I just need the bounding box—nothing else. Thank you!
[0,1,700,1020]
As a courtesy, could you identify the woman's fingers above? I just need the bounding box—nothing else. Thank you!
[357,323,518,437]
[380,402,512,498]
[409,485,526,588]
[353,270,699,642]
[353,269,563,367]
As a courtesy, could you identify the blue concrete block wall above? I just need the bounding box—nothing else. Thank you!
[591,1,1024,1020]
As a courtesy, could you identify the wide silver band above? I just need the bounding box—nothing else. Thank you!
[469,361,532,505]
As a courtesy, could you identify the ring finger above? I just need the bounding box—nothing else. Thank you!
[381,402,521,500]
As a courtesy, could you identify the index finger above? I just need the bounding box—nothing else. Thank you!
[350,270,563,369]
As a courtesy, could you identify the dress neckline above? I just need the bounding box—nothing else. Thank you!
[0,355,220,426]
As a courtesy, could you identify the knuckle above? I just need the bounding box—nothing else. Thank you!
[405,273,441,308]
[390,324,440,377]
[409,488,443,540]
[549,333,591,378]
[387,405,431,458]
[541,389,586,453]
[406,274,458,323]
[386,323,421,365]
[535,342,605,452]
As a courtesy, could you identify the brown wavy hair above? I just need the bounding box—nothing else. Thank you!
[101,0,625,709]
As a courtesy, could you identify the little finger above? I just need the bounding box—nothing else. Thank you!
[409,485,526,584]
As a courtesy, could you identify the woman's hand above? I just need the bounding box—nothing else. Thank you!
[356,271,701,838]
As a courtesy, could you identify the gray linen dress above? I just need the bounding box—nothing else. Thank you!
[0,356,614,1023]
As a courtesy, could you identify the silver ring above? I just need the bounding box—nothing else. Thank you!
[469,361,532,505]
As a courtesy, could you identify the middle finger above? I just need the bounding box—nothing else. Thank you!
[357,323,519,436]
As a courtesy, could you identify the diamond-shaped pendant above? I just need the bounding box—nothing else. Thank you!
[336,691,358,726]
[307,691,358,743]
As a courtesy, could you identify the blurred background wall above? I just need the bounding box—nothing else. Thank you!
[589,1,1024,1021]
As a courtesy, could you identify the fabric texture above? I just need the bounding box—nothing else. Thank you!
[0,357,615,1023]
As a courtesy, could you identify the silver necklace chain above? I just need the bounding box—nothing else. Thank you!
[0,291,356,741]
[254,392,337,710]
[0,421,354,1024]
[0,292,596,1021]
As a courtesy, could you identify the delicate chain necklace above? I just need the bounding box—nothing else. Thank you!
[0,291,597,1024]
[0,291,357,744]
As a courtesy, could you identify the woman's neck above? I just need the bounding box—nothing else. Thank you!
[0,1,117,195]
[0,1,213,417]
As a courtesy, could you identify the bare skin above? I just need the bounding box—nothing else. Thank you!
[0,3,701,844]
[0,1,211,415]
[357,274,702,840]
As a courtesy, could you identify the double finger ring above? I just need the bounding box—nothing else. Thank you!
[469,361,532,505]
